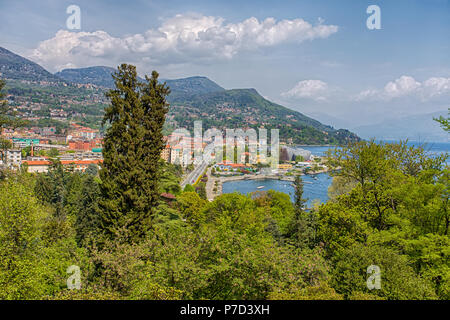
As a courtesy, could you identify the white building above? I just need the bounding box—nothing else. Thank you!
[5,149,22,168]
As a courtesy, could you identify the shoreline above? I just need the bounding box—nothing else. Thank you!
[289,144,337,147]
[207,169,330,200]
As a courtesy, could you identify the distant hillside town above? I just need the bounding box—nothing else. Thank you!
[1,122,325,176]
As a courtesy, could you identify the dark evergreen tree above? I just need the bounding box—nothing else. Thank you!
[294,174,307,213]
[196,183,207,200]
[85,163,99,176]
[34,159,69,217]
[434,108,449,132]
[289,174,317,249]
[98,64,170,243]
[75,174,101,246]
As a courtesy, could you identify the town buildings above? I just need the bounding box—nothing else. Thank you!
[23,159,103,173]
[2,124,305,174]
[161,144,171,162]
[4,149,22,169]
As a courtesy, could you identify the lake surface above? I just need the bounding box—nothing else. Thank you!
[222,141,449,206]
[222,173,332,207]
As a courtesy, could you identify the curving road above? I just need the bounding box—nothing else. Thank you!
[181,161,208,189]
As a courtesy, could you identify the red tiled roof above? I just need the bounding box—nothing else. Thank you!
[160,193,176,199]
[217,163,245,167]
[22,161,49,166]
[61,160,103,165]
[23,159,103,166]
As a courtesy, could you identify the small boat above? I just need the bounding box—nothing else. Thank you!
[257,186,265,189]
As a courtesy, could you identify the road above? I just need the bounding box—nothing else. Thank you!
[205,166,219,201]
[180,161,208,189]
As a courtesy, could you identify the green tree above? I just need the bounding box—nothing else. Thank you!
[293,175,306,212]
[0,178,88,299]
[330,243,437,300]
[34,159,70,217]
[183,184,195,192]
[48,148,59,158]
[253,190,294,237]
[98,64,170,243]
[20,145,31,158]
[177,191,207,226]
[85,163,99,176]
[316,191,371,255]
[196,182,207,200]
[0,179,47,299]
[327,176,357,201]
[0,137,12,151]
[75,175,101,246]
[0,138,12,165]
[434,109,449,132]
[159,160,181,195]
[288,175,317,249]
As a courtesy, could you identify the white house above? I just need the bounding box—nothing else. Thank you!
[5,149,22,168]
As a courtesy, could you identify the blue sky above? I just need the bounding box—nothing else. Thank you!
[1,0,449,127]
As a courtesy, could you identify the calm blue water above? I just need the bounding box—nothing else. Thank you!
[381,140,449,156]
[222,173,332,207]
[293,145,336,157]
[222,141,449,206]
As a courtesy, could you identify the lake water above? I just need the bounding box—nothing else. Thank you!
[222,141,450,205]
[222,173,332,207]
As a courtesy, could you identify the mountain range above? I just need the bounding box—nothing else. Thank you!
[0,46,359,144]
[308,110,449,143]
[352,111,449,142]
[55,66,121,87]
[0,47,62,83]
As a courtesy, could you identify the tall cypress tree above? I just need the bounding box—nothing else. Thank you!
[293,174,307,213]
[98,64,170,243]
[289,174,316,249]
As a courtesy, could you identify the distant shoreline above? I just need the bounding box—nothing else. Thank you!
[289,144,337,147]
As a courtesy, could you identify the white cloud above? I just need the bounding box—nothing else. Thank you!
[29,13,338,72]
[353,89,378,101]
[384,76,421,98]
[281,80,329,101]
[422,77,450,98]
[354,75,450,102]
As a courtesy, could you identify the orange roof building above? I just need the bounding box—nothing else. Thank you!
[22,159,103,173]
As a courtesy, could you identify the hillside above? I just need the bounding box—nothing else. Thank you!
[0,46,359,144]
[164,76,225,101]
[56,67,224,97]
[167,88,359,145]
[353,111,449,142]
[0,47,63,83]
[55,66,119,87]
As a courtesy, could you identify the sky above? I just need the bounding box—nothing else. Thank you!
[0,0,449,128]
